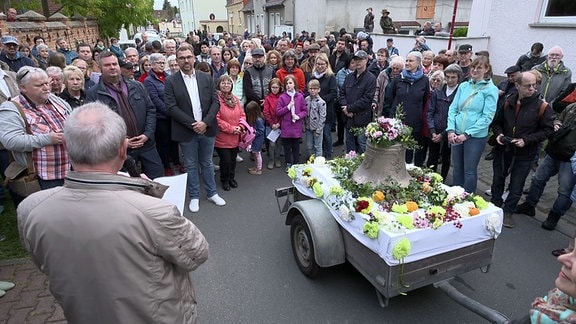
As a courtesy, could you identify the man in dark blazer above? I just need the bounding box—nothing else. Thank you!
[165,44,226,213]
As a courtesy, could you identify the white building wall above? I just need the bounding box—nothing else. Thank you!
[481,0,576,78]
[178,0,227,34]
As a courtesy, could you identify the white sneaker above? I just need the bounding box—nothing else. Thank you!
[188,199,200,213]
[236,155,244,162]
[484,189,492,196]
[208,194,226,206]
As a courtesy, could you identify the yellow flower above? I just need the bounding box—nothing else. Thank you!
[406,201,418,212]
[372,190,385,203]
[393,238,411,260]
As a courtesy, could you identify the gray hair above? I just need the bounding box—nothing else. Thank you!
[37,44,49,51]
[407,51,423,63]
[390,56,405,69]
[148,53,164,65]
[444,63,463,81]
[166,54,177,64]
[46,66,63,78]
[124,47,138,56]
[64,102,127,165]
[16,66,48,86]
[430,70,445,82]
[163,39,176,47]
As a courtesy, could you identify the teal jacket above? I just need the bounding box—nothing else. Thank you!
[446,78,498,138]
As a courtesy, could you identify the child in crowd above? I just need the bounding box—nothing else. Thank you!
[304,79,327,158]
[277,75,307,171]
[263,78,283,169]
[245,101,266,175]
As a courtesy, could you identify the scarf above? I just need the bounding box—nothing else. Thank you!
[103,78,139,138]
[401,67,424,83]
[530,288,576,323]
[313,71,326,79]
[218,90,238,108]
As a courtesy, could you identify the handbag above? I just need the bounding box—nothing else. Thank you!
[4,101,41,197]
[238,118,256,151]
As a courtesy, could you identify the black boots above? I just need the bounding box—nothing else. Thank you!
[542,211,562,231]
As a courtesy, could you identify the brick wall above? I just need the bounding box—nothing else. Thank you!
[3,10,100,51]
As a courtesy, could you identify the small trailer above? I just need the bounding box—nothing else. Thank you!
[275,186,509,323]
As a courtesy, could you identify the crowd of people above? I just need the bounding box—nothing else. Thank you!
[3,9,576,320]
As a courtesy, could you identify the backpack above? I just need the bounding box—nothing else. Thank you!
[238,118,256,151]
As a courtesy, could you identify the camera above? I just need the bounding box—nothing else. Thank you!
[501,136,513,144]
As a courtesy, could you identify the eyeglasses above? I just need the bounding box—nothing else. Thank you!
[220,81,232,85]
[244,62,253,65]
[20,67,42,80]
[521,83,537,89]
[155,61,165,65]
[430,78,442,82]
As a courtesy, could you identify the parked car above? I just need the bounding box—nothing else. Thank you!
[133,31,162,43]
[118,40,136,51]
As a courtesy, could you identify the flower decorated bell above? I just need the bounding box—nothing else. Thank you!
[352,143,411,187]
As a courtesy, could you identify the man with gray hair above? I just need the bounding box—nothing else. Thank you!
[17,102,209,323]
[124,47,141,79]
[533,45,572,103]
[7,66,71,189]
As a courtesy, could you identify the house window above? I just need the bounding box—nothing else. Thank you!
[540,0,576,24]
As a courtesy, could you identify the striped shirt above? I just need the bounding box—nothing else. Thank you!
[14,94,71,180]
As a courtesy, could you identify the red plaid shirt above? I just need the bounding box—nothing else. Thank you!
[15,95,71,180]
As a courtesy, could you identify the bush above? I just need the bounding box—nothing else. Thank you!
[453,28,468,37]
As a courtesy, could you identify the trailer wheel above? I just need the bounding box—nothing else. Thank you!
[291,213,321,278]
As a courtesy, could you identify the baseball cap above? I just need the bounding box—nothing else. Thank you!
[353,50,368,60]
[504,65,521,74]
[1,35,18,45]
[356,31,368,40]
[251,48,265,56]
[458,44,472,53]
[475,50,490,58]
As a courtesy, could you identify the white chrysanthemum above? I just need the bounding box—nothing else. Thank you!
[452,203,470,218]
[300,176,310,186]
[486,213,501,238]
[446,186,466,198]
[339,204,353,222]
[314,156,326,166]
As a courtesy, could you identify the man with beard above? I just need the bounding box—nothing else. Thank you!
[243,48,276,106]
[0,36,34,72]
[533,46,572,103]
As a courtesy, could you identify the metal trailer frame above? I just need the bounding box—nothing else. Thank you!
[275,186,509,322]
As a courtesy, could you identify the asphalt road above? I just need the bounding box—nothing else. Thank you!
[185,152,568,324]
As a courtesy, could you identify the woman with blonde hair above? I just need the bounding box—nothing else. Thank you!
[137,55,152,83]
[308,52,337,158]
[266,49,281,70]
[59,66,85,109]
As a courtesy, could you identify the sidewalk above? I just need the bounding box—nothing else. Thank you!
[0,145,572,323]
[0,259,66,324]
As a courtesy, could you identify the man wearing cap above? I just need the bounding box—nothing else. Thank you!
[340,50,376,154]
[301,43,320,74]
[243,48,276,106]
[380,9,396,34]
[119,60,136,80]
[385,38,399,60]
[0,36,35,72]
[364,8,375,33]
[457,44,473,81]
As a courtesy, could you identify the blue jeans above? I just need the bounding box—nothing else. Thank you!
[450,136,487,193]
[306,129,323,157]
[345,128,367,154]
[179,135,218,199]
[525,154,576,215]
[128,142,164,179]
[490,151,532,214]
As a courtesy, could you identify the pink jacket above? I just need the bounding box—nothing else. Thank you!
[215,95,246,148]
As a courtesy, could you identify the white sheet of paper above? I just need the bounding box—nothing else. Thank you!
[267,128,281,142]
[155,173,188,216]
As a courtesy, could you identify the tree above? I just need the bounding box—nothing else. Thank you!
[55,0,155,38]
[162,0,171,11]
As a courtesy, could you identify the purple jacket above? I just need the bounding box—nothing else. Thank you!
[277,91,307,138]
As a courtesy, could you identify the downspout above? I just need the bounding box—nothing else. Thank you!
[448,0,459,50]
